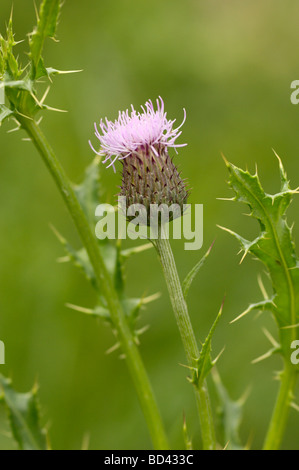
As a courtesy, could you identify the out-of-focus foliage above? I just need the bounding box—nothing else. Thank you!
[0,375,48,450]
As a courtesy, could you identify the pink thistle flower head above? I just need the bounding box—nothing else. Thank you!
[89,97,189,226]
[89,96,187,171]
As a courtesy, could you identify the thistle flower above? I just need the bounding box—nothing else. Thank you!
[89,97,189,224]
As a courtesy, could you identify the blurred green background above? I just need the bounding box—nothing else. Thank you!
[1,0,299,450]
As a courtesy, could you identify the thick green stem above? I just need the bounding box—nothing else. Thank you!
[155,233,216,450]
[263,361,297,450]
[18,115,169,450]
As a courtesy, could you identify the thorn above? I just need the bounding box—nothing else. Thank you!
[262,328,279,348]
[230,306,252,324]
[49,223,66,244]
[105,342,121,355]
[40,86,50,106]
[51,69,83,75]
[288,265,299,271]
[272,148,282,166]
[178,363,197,373]
[217,224,235,235]
[207,238,216,256]
[56,255,70,263]
[212,347,225,365]
[16,110,33,120]
[220,294,226,312]
[281,323,299,330]
[183,411,186,427]
[65,303,93,314]
[143,292,161,304]
[216,197,235,201]
[239,250,249,264]
[7,125,20,133]
[30,92,41,107]
[290,402,299,413]
[9,4,13,23]
[231,299,274,324]
[251,349,274,364]
[220,152,229,166]
[135,325,150,336]
[21,137,32,141]
[257,274,269,300]
[44,105,68,113]
[33,0,39,21]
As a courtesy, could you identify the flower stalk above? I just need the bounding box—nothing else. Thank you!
[263,360,297,450]
[154,229,216,450]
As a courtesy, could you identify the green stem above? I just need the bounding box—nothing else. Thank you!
[154,232,216,450]
[263,360,297,450]
[18,115,169,450]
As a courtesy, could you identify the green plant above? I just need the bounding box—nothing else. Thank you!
[219,156,299,450]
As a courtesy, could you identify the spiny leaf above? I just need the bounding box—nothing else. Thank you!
[74,156,101,228]
[67,294,160,342]
[217,225,254,264]
[51,223,119,296]
[0,104,13,124]
[212,369,245,450]
[222,158,299,356]
[3,79,33,92]
[192,299,224,387]
[29,0,61,79]
[50,225,97,289]
[121,296,157,334]
[0,375,47,450]
[230,299,276,324]
[182,241,214,299]
[0,13,22,80]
